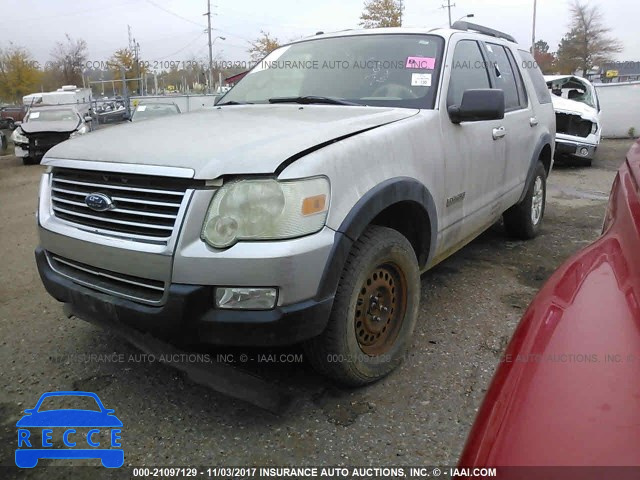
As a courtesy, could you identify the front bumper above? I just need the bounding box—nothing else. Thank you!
[15,144,28,158]
[36,247,334,346]
[555,137,597,159]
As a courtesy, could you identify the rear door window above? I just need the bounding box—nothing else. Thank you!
[518,50,552,105]
[483,43,521,111]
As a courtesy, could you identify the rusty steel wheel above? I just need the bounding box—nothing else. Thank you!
[355,262,407,356]
[303,225,420,386]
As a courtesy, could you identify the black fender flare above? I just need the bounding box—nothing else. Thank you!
[518,133,553,204]
[316,177,437,300]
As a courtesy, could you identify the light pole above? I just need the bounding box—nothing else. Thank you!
[210,36,225,93]
[531,0,537,54]
[456,13,474,22]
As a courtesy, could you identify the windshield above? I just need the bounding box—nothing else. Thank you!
[220,34,444,109]
[27,109,78,122]
[132,104,180,121]
[37,395,101,412]
[547,77,597,109]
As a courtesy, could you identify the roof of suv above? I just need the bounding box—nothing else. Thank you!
[295,23,517,45]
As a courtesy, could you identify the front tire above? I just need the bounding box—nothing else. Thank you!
[503,162,546,239]
[22,156,39,165]
[304,226,420,386]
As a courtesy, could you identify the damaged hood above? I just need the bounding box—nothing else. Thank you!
[21,119,80,134]
[44,104,418,179]
[551,95,598,120]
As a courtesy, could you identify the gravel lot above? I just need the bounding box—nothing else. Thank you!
[0,137,632,478]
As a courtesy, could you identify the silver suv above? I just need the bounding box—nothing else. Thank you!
[35,23,555,385]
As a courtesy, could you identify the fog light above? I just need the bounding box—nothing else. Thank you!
[580,147,589,156]
[215,287,277,310]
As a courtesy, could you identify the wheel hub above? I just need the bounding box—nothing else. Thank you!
[531,176,544,225]
[354,263,407,355]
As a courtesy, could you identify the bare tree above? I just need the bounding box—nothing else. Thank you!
[50,34,88,85]
[359,0,403,29]
[556,1,622,76]
[248,31,280,63]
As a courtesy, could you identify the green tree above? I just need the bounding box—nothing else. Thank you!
[0,44,41,104]
[359,0,403,28]
[533,39,556,74]
[534,40,550,54]
[248,31,280,63]
[556,32,581,74]
[556,1,622,76]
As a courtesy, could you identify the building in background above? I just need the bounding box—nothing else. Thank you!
[595,61,640,83]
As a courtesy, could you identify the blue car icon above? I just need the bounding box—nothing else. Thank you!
[15,391,123,468]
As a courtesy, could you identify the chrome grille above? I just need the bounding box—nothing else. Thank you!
[50,168,191,241]
[48,253,165,304]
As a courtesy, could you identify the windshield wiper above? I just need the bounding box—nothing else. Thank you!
[216,100,252,106]
[268,95,360,106]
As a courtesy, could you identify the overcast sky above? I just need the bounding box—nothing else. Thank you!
[1,0,637,68]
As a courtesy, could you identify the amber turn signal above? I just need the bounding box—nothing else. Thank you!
[301,194,327,216]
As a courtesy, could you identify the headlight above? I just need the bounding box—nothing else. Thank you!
[11,127,27,144]
[591,122,598,134]
[70,124,89,138]
[201,177,330,248]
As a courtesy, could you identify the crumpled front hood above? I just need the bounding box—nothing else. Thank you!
[43,104,418,179]
[551,96,598,121]
[22,119,80,134]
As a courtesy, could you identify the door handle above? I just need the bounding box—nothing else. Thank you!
[492,126,506,140]
[529,117,539,127]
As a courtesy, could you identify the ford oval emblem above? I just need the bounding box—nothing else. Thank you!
[85,193,114,212]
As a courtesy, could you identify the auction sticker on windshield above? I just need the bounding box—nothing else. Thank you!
[411,73,432,87]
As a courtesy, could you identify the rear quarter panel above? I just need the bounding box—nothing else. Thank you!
[460,139,640,467]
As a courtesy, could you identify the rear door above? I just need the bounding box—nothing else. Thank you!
[439,38,506,249]
[481,42,536,207]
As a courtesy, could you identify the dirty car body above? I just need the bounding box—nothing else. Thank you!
[459,139,640,470]
[35,26,555,385]
[545,75,601,162]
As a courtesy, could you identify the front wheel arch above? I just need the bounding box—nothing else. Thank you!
[316,178,437,300]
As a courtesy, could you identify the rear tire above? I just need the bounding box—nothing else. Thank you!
[304,225,420,386]
[503,162,546,239]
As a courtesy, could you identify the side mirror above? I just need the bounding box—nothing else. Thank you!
[448,89,505,124]
[84,115,93,122]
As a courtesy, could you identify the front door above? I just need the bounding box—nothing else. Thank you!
[438,38,507,252]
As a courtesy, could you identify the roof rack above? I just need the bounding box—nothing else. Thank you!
[451,21,517,43]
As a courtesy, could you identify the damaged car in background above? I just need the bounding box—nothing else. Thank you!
[545,75,601,166]
[12,106,93,165]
